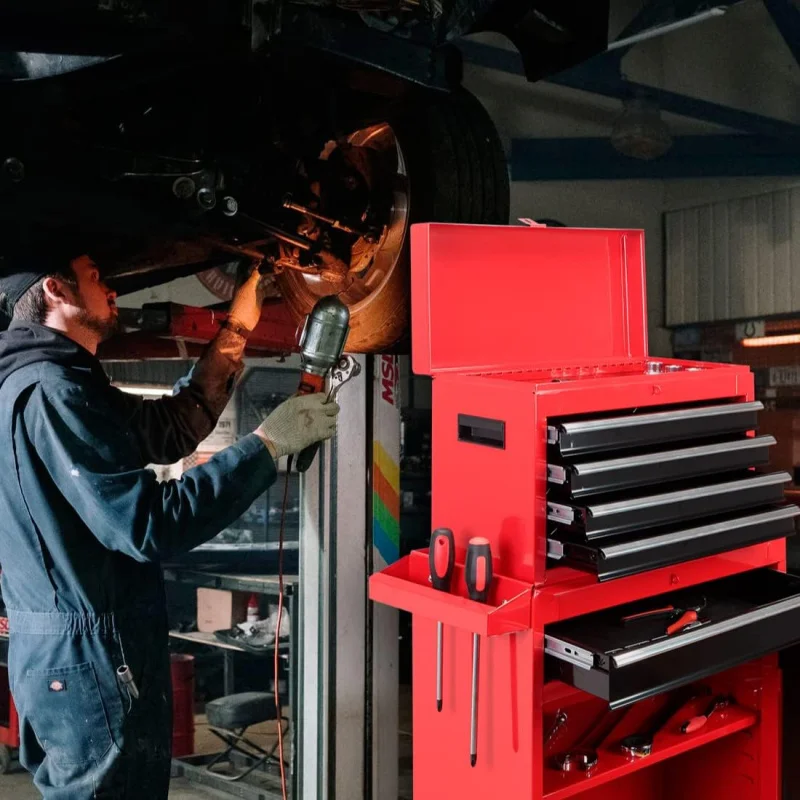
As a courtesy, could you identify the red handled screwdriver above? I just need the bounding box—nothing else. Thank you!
[429,528,455,712]
[465,537,493,768]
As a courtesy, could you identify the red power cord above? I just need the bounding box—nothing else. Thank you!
[274,454,293,800]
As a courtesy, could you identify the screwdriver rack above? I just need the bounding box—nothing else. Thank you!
[369,223,798,800]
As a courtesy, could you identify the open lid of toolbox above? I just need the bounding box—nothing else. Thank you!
[411,222,648,375]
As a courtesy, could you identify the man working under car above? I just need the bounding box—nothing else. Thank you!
[0,242,338,798]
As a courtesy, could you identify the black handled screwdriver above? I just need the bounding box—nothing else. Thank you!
[465,537,493,767]
[429,528,455,712]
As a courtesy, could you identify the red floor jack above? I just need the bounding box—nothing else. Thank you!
[371,222,800,800]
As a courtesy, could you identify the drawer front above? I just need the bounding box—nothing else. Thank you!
[545,569,800,707]
[548,472,791,539]
[547,436,775,499]
[549,504,799,581]
[549,401,762,458]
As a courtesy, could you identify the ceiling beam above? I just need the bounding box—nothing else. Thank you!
[459,40,800,139]
[762,0,800,68]
[510,135,800,180]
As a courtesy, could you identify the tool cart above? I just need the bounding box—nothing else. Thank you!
[370,222,800,799]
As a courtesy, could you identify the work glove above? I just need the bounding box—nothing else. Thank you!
[227,266,267,333]
[255,393,340,460]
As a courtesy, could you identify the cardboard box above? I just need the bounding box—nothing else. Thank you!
[196,588,249,632]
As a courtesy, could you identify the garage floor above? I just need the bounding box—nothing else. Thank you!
[0,691,415,798]
[0,710,285,798]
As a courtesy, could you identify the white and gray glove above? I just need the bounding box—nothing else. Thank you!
[255,393,340,460]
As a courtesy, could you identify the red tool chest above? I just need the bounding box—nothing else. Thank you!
[370,223,800,799]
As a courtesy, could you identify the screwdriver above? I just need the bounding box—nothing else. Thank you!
[465,537,493,767]
[429,528,455,712]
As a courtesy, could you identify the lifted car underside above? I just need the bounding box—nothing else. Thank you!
[0,0,610,352]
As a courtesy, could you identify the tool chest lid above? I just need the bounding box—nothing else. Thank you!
[411,223,648,375]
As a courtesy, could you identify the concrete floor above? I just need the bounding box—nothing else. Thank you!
[0,711,287,799]
[0,691,414,799]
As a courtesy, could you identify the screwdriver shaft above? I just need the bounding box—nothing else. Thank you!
[470,631,480,767]
[436,621,444,712]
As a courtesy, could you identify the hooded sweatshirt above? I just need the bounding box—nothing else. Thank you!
[0,322,276,617]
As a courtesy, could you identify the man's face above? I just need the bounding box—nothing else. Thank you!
[67,255,120,341]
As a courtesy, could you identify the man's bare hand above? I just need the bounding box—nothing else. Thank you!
[227,265,266,332]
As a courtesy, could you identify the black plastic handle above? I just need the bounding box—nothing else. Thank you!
[429,528,455,592]
[294,441,320,473]
[465,538,493,604]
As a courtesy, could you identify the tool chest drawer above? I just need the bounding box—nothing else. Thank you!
[547,435,775,499]
[549,504,800,581]
[547,401,763,458]
[547,471,791,539]
[545,568,800,708]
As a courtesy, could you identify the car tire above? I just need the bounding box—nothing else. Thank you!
[275,87,509,353]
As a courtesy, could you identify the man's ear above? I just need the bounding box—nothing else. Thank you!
[41,276,72,306]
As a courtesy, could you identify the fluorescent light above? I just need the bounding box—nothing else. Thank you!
[115,385,171,396]
[741,334,800,348]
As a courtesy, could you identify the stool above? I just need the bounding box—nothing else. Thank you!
[205,692,288,782]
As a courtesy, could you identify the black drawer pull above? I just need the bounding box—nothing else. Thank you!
[549,401,763,457]
[458,414,505,449]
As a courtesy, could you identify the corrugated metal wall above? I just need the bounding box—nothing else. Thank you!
[666,186,800,326]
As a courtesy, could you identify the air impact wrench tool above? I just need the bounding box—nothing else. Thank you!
[294,295,351,473]
[429,528,455,712]
[465,537,492,767]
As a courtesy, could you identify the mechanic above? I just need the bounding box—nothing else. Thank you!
[0,242,339,798]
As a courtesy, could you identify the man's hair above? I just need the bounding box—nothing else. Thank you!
[12,266,78,325]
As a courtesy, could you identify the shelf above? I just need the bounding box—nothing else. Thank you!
[163,568,298,595]
[368,550,533,636]
[169,630,289,655]
[543,702,757,799]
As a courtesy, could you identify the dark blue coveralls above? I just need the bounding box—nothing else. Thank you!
[0,322,277,798]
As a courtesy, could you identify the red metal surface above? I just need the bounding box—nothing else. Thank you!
[0,666,19,749]
[99,301,301,360]
[370,223,787,800]
[411,223,647,375]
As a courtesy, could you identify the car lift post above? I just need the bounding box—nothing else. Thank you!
[297,354,401,800]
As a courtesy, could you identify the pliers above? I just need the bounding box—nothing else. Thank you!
[621,596,707,636]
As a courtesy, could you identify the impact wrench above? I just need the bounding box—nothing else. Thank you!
[466,537,493,767]
[429,528,455,712]
[294,295,351,472]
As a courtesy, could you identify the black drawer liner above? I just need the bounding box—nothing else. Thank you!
[548,401,762,458]
[547,471,791,539]
[545,568,800,707]
[547,435,775,498]
[549,503,799,581]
